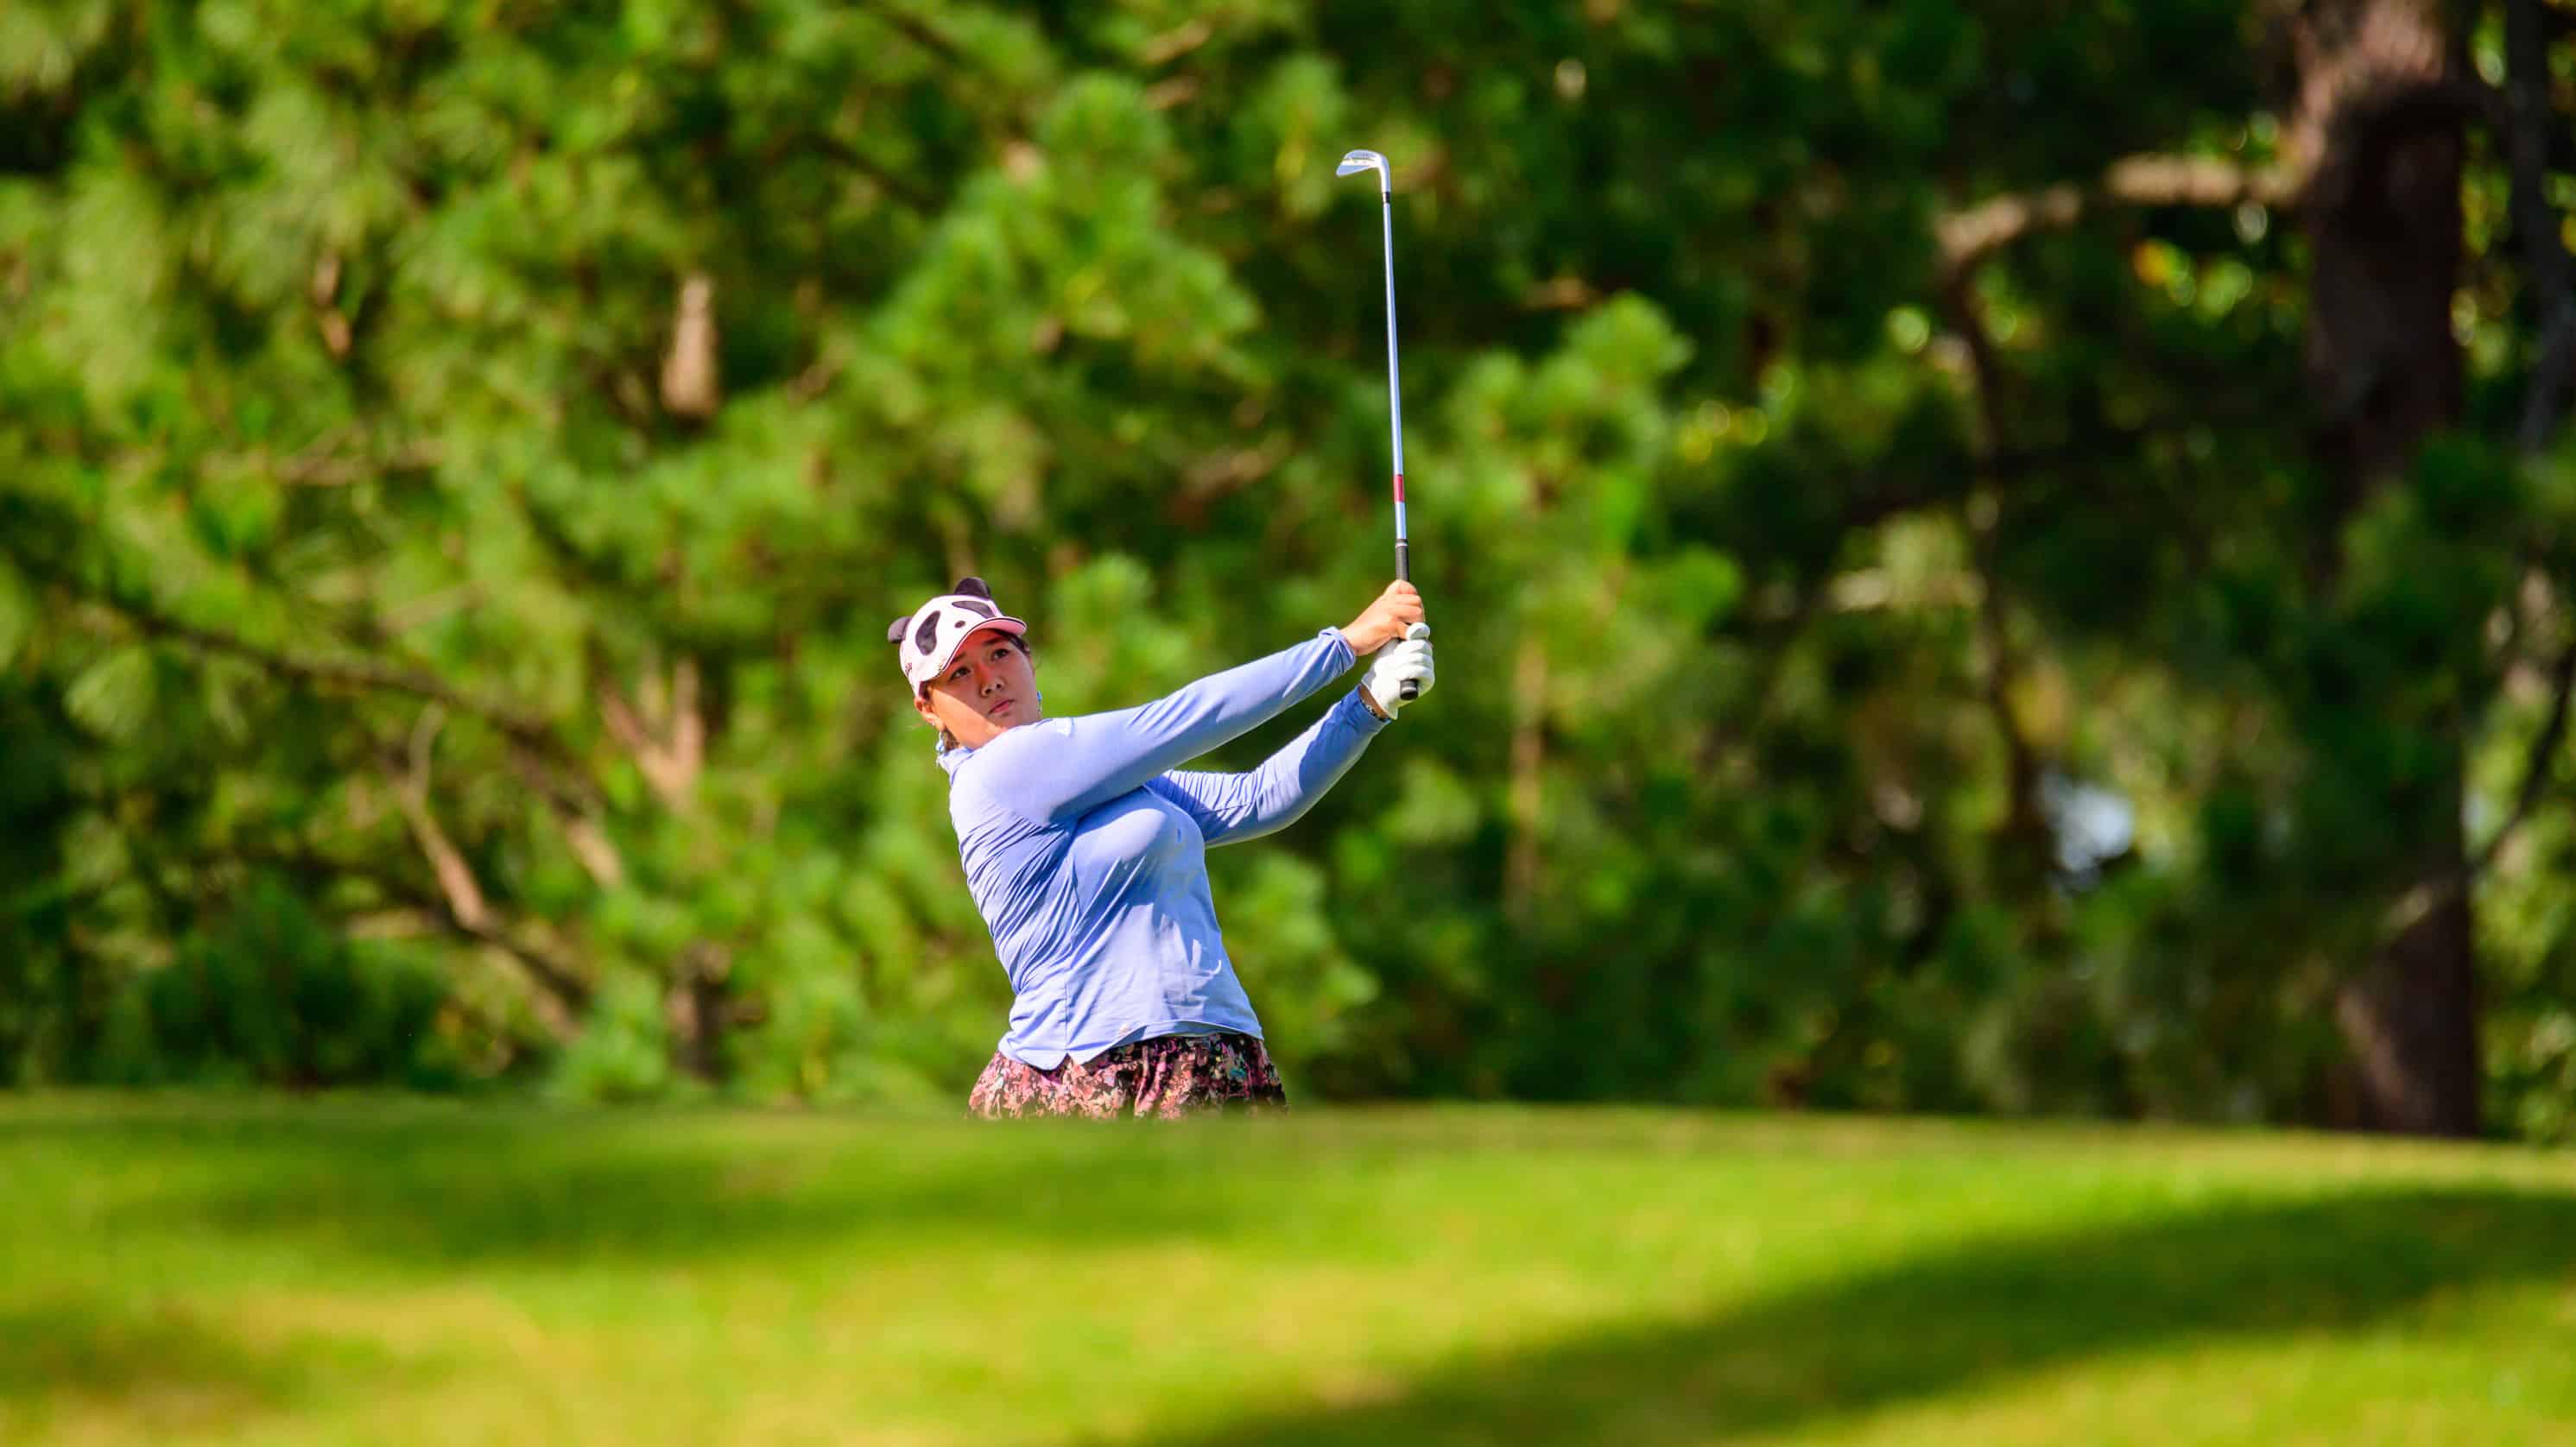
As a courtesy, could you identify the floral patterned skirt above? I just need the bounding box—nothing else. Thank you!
[966,1032,1288,1119]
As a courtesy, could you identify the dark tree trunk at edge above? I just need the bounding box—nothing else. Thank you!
[2295,0,2482,1136]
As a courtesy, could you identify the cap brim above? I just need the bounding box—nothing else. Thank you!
[914,616,1029,690]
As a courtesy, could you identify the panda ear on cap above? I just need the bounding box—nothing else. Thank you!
[950,576,993,600]
[885,615,914,645]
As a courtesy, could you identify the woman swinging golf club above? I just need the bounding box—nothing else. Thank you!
[906,145,1429,1117]
[893,576,1434,1117]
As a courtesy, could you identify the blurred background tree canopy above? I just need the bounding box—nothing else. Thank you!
[3,0,2573,1139]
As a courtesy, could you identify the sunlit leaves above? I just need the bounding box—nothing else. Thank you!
[63,647,155,742]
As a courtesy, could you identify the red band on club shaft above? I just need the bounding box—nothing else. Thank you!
[1391,472,1405,502]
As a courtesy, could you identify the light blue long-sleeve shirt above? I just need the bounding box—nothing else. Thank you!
[937,628,1386,1069]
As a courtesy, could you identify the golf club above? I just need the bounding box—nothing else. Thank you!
[1337,147,1427,700]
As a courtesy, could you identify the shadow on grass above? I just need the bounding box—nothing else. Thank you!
[0,1298,391,1431]
[1157,1186,2576,1446]
[40,1109,1272,1267]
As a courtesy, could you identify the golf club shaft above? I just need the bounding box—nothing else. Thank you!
[1380,185,1407,580]
[1376,183,1421,701]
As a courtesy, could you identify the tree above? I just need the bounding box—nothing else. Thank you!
[3,1,2572,1137]
[1937,0,2576,1135]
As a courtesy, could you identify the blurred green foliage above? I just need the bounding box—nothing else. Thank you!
[2,1,2573,1135]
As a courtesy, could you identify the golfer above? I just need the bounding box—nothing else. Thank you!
[889,575,1434,1118]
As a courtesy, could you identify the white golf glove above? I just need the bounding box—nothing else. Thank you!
[1360,624,1434,719]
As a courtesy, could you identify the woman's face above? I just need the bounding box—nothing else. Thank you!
[915,628,1041,749]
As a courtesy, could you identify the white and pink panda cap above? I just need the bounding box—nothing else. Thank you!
[888,577,1029,694]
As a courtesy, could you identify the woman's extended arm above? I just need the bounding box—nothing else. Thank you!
[1148,691,1387,846]
[968,630,1358,824]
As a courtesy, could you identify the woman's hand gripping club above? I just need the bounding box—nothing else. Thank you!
[1343,581,1435,719]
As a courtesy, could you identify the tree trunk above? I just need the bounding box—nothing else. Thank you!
[2294,0,2481,1135]
[667,941,733,1084]
[2333,826,2482,1137]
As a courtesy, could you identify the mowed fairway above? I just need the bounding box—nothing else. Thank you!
[4,1096,2573,1445]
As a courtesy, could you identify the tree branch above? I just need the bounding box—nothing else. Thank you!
[388,705,489,931]
[1936,73,2507,280]
[1937,154,2295,276]
[2472,635,2576,878]
[1937,272,2014,458]
[196,422,443,489]
[35,552,631,906]
[370,706,596,1024]
[229,838,590,1027]
[101,587,575,767]
[509,749,626,889]
[598,656,704,812]
[1136,17,1212,65]
[1936,263,2054,871]
[791,130,937,212]
[870,6,961,64]
[3,538,582,773]
[657,273,720,421]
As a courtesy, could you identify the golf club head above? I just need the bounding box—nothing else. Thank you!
[1336,149,1390,189]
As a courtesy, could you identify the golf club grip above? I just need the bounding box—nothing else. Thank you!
[1392,541,1420,701]
[1399,622,1427,703]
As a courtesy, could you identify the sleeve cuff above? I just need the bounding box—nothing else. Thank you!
[1334,687,1391,735]
[1321,626,1358,671]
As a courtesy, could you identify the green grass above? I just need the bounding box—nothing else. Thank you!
[4,1096,2573,1445]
